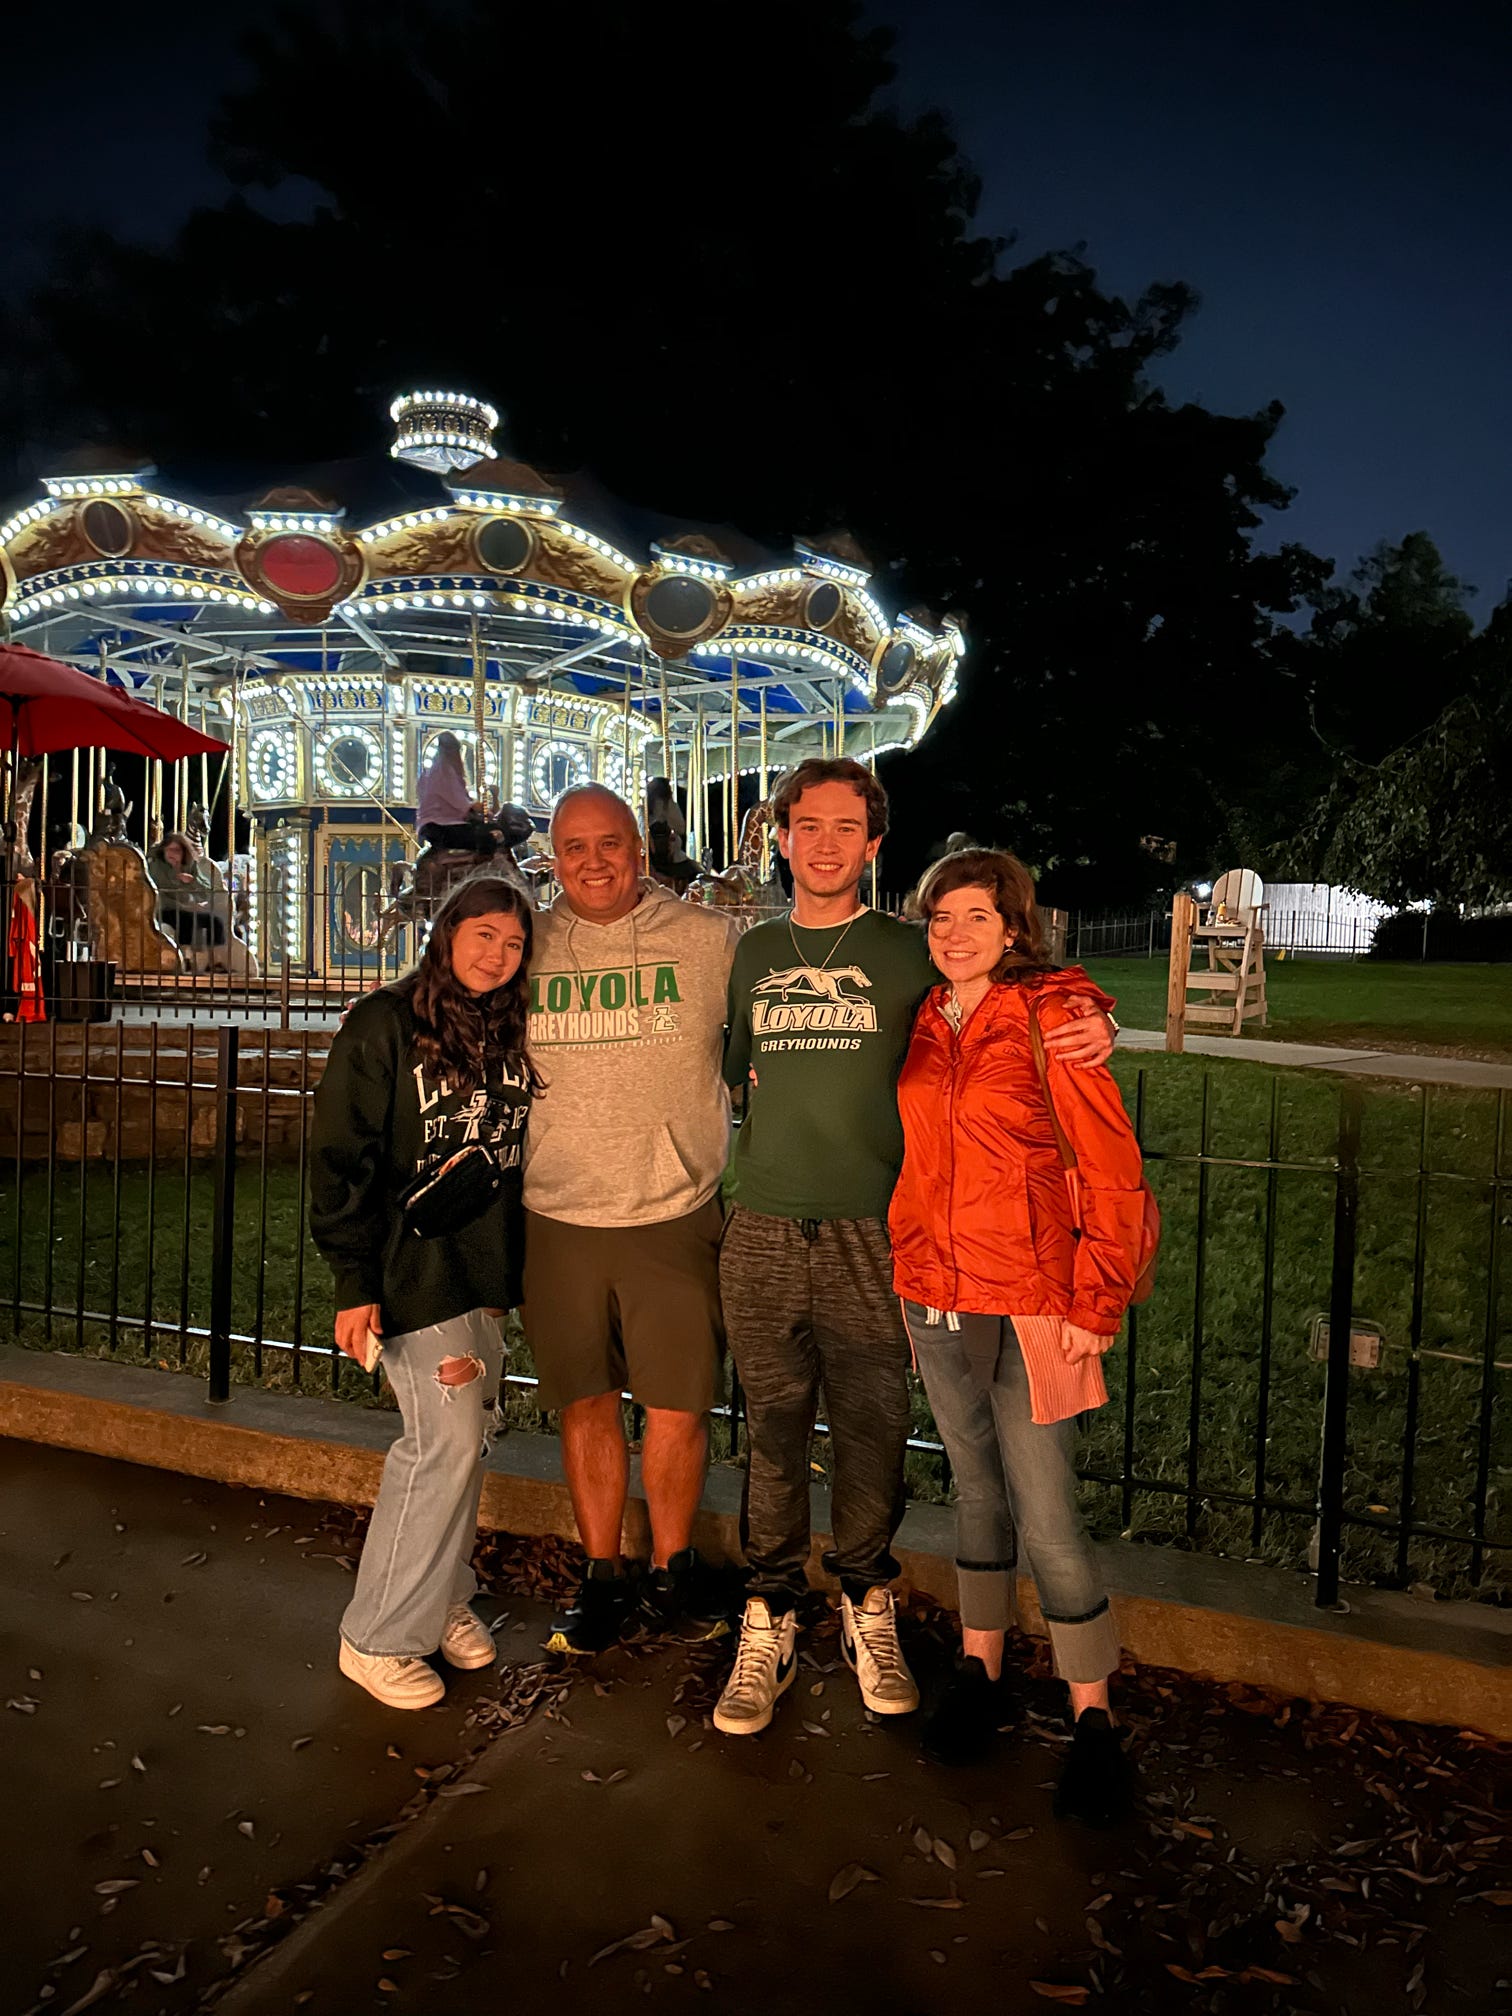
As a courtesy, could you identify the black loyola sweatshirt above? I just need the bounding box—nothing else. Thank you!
[308,987,531,1336]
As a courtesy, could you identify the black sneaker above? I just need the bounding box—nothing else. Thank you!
[637,1547,734,1641]
[1053,1708,1135,1827]
[544,1560,634,1656]
[921,1655,1015,1767]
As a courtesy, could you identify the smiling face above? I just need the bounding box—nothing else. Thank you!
[449,910,528,996]
[551,788,643,924]
[164,840,188,869]
[777,780,881,904]
[926,883,1011,992]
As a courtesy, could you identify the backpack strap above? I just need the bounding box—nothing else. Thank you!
[1027,999,1078,1173]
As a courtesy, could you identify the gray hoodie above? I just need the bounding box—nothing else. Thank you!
[523,880,740,1227]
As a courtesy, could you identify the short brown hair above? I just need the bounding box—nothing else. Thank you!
[912,847,1051,974]
[770,757,889,841]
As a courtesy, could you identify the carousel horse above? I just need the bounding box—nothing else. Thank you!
[374,802,536,950]
[685,799,785,913]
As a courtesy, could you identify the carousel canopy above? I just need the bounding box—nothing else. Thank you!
[0,391,963,844]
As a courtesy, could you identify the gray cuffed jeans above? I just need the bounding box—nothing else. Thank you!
[902,1303,1120,1685]
[340,1308,506,1658]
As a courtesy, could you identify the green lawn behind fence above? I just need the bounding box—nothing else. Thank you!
[1085,957,1512,1063]
[4,1050,1505,1602]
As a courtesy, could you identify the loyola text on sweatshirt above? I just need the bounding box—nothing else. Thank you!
[524,880,739,1228]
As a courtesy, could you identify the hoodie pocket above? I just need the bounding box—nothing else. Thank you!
[537,1121,704,1221]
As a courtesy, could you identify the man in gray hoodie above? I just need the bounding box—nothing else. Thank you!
[524,784,739,1652]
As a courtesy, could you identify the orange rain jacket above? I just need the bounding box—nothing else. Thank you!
[889,968,1147,1347]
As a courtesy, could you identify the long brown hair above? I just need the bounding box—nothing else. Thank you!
[398,874,540,1092]
[912,847,1053,979]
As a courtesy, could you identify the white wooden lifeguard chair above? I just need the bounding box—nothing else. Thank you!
[1175,869,1269,1038]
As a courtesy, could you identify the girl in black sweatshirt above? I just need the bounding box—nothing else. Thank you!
[310,874,538,1710]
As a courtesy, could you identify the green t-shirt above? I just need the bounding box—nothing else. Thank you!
[723,908,936,1221]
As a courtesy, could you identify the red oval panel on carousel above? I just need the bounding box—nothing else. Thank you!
[258,534,344,599]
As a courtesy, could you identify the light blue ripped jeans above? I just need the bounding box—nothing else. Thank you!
[341,1307,507,1658]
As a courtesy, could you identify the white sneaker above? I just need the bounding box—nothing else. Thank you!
[713,1598,799,1736]
[338,1639,446,1709]
[840,1587,919,1715]
[440,1602,498,1670]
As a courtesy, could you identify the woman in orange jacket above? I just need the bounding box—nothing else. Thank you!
[889,848,1146,1824]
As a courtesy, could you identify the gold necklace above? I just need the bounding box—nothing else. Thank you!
[788,906,863,972]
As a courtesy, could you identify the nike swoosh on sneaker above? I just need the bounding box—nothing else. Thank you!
[776,1651,795,1684]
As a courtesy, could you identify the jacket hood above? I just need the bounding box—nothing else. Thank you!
[548,878,679,934]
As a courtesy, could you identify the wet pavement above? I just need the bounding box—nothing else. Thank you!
[2,1441,1508,2016]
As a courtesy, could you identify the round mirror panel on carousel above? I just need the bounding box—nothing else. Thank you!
[81,499,137,559]
[529,740,591,808]
[314,725,382,798]
[473,515,535,576]
[804,579,843,630]
[875,639,916,696]
[248,729,294,803]
[642,574,718,639]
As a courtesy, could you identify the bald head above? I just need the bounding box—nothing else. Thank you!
[549,783,638,846]
[550,784,644,924]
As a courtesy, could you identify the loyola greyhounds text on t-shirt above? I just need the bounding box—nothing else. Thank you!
[724,910,935,1222]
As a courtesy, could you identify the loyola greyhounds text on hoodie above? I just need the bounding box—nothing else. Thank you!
[524,880,740,1228]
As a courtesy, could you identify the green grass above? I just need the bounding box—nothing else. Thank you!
[2,1050,1507,1601]
[1083,957,1512,1063]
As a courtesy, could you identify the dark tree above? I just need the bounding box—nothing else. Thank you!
[17,0,1326,896]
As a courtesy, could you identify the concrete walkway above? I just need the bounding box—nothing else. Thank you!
[3,1441,1507,2016]
[1118,1026,1512,1089]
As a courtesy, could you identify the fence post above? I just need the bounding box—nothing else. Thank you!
[207,1025,240,1404]
[1315,1081,1362,1606]
[1165,892,1196,1053]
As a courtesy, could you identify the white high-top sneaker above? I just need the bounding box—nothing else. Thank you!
[840,1586,919,1715]
[338,1639,446,1709]
[440,1603,498,1670]
[713,1598,799,1736]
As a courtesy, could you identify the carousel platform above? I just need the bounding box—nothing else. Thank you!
[0,1018,334,1158]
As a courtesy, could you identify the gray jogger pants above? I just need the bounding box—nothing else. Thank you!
[340,1308,506,1658]
[720,1208,912,1607]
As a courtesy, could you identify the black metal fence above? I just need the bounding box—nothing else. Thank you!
[1,1022,1506,1607]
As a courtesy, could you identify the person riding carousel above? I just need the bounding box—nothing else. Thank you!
[416,732,499,857]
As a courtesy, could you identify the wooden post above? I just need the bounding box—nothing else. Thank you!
[1166,891,1197,1053]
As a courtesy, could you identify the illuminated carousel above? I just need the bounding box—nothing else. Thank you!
[0,389,962,981]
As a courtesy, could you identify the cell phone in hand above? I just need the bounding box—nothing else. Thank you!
[360,1329,384,1375]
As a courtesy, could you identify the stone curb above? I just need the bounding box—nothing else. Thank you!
[1,1344,1507,1739]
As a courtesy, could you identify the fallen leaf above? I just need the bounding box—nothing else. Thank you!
[968,1830,990,1852]
[197,1725,231,1737]
[913,1826,933,1856]
[666,1716,687,1739]
[237,1820,255,1837]
[908,1896,966,1910]
[377,1980,399,1994]
[131,1755,146,1773]
[1243,1967,1295,1986]
[59,1968,118,2016]
[933,1841,958,1872]
[827,1863,879,1904]
[1029,1986,1089,2004]
[800,1720,830,1738]
[436,1782,487,1798]
[140,1849,159,1868]
[291,1736,313,1751]
[382,1949,412,1962]
[92,1880,138,1896]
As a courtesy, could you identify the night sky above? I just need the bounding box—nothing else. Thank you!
[6,0,1509,613]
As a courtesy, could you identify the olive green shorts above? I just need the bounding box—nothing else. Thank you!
[522,1197,726,1415]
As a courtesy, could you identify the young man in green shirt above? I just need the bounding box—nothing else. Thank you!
[714,758,1111,1735]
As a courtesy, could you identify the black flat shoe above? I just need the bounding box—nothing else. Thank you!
[921,1655,1016,1767]
[1053,1707,1135,1827]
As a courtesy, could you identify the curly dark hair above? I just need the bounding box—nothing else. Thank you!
[912,847,1053,978]
[397,874,542,1092]
[770,757,890,841]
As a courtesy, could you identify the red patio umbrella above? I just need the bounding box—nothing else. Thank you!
[0,641,229,763]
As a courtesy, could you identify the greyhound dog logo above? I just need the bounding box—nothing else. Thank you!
[751,964,877,1034]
